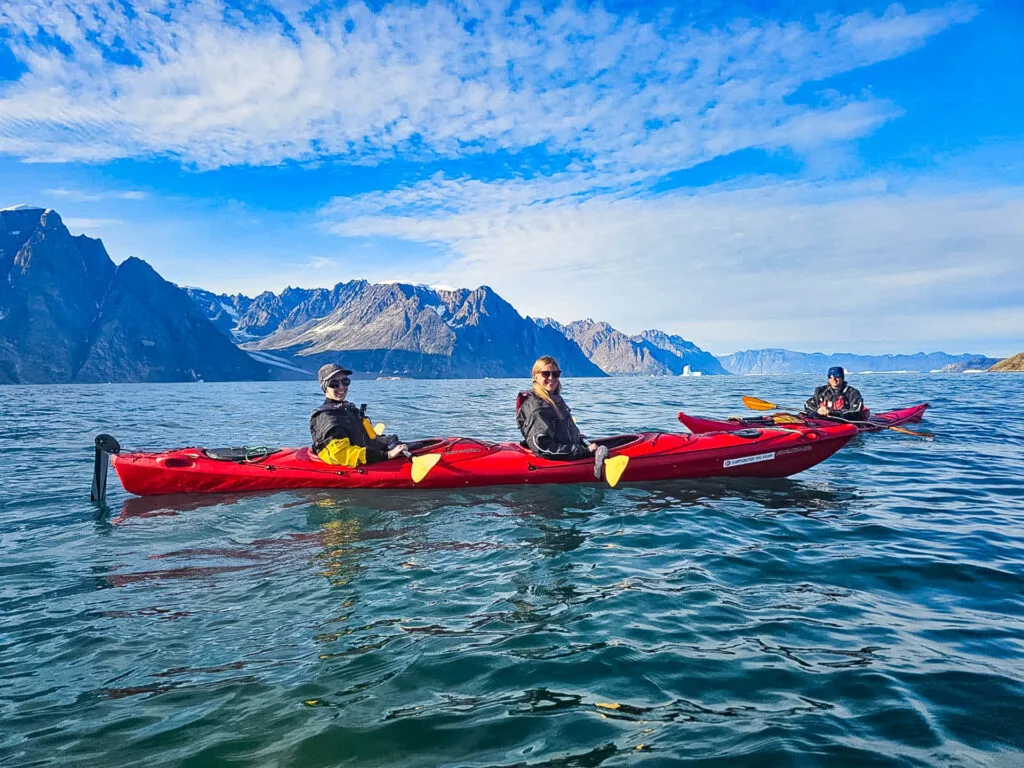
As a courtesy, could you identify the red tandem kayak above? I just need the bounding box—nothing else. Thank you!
[677,403,929,435]
[108,423,858,497]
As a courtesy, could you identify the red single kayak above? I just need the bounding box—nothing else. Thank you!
[677,403,929,435]
[108,423,857,497]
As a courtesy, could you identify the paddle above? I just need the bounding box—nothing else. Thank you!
[372,422,440,483]
[741,396,933,438]
[410,453,441,483]
[603,455,629,488]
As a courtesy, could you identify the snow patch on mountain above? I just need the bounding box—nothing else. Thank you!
[246,351,313,375]
[1,204,46,212]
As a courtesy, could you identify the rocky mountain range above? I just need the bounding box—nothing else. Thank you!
[717,348,1001,376]
[3,205,1010,384]
[0,206,278,384]
[539,319,728,375]
[188,281,605,378]
[187,281,997,379]
[183,282,736,378]
[938,356,1003,373]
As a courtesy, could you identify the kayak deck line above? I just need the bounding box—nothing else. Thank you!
[100,421,859,497]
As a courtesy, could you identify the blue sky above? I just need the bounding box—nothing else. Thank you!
[1,1,1022,357]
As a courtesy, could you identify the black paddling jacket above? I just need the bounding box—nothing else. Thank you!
[516,391,592,461]
[804,383,865,418]
[309,399,389,463]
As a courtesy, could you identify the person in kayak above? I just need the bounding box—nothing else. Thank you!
[805,366,865,419]
[310,363,407,467]
[516,356,607,473]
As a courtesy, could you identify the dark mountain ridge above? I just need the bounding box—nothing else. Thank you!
[1,206,278,384]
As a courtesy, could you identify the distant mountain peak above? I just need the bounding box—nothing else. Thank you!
[531,316,564,331]
[1,204,47,212]
[555,318,727,375]
[718,348,1000,374]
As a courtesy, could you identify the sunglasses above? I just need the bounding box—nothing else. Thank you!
[326,377,351,388]
[538,370,561,379]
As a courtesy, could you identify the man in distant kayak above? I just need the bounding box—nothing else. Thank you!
[310,363,407,467]
[805,366,865,419]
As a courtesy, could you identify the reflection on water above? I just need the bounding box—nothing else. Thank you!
[2,375,1023,765]
[113,475,853,525]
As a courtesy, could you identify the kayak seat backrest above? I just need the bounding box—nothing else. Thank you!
[517,391,531,448]
[516,390,531,413]
[203,446,280,462]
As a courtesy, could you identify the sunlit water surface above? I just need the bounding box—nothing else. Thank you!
[1,374,1022,766]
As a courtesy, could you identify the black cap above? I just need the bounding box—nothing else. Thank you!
[318,363,353,391]
[827,366,845,379]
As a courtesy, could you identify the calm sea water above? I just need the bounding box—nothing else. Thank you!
[1,374,1022,766]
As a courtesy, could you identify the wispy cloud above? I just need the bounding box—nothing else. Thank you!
[307,256,335,270]
[44,187,147,202]
[0,1,975,175]
[322,172,1024,353]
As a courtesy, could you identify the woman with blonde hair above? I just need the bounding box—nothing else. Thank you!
[516,356,605,469]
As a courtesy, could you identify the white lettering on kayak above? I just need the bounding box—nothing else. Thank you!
[723,451,776,468]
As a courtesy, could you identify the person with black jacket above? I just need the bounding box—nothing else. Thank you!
[516,356,607,472]
[804,366,865,419]
[310,363,407,467]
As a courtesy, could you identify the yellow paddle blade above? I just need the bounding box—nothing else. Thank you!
[410,453,441,483]
[742,396,780,411]
[374,422,385,435]
[603,455,629,488]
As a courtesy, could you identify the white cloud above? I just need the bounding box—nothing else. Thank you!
[43,187,148,202]
[0,1,975,173]
[4,0,1008,354]
[307,256,335,270]
[321,173,1024,354]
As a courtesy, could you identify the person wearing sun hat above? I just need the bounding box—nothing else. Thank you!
[804,366,865,419]
[310,363,407,467]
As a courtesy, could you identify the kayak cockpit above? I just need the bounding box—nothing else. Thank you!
[592,434,643,451]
